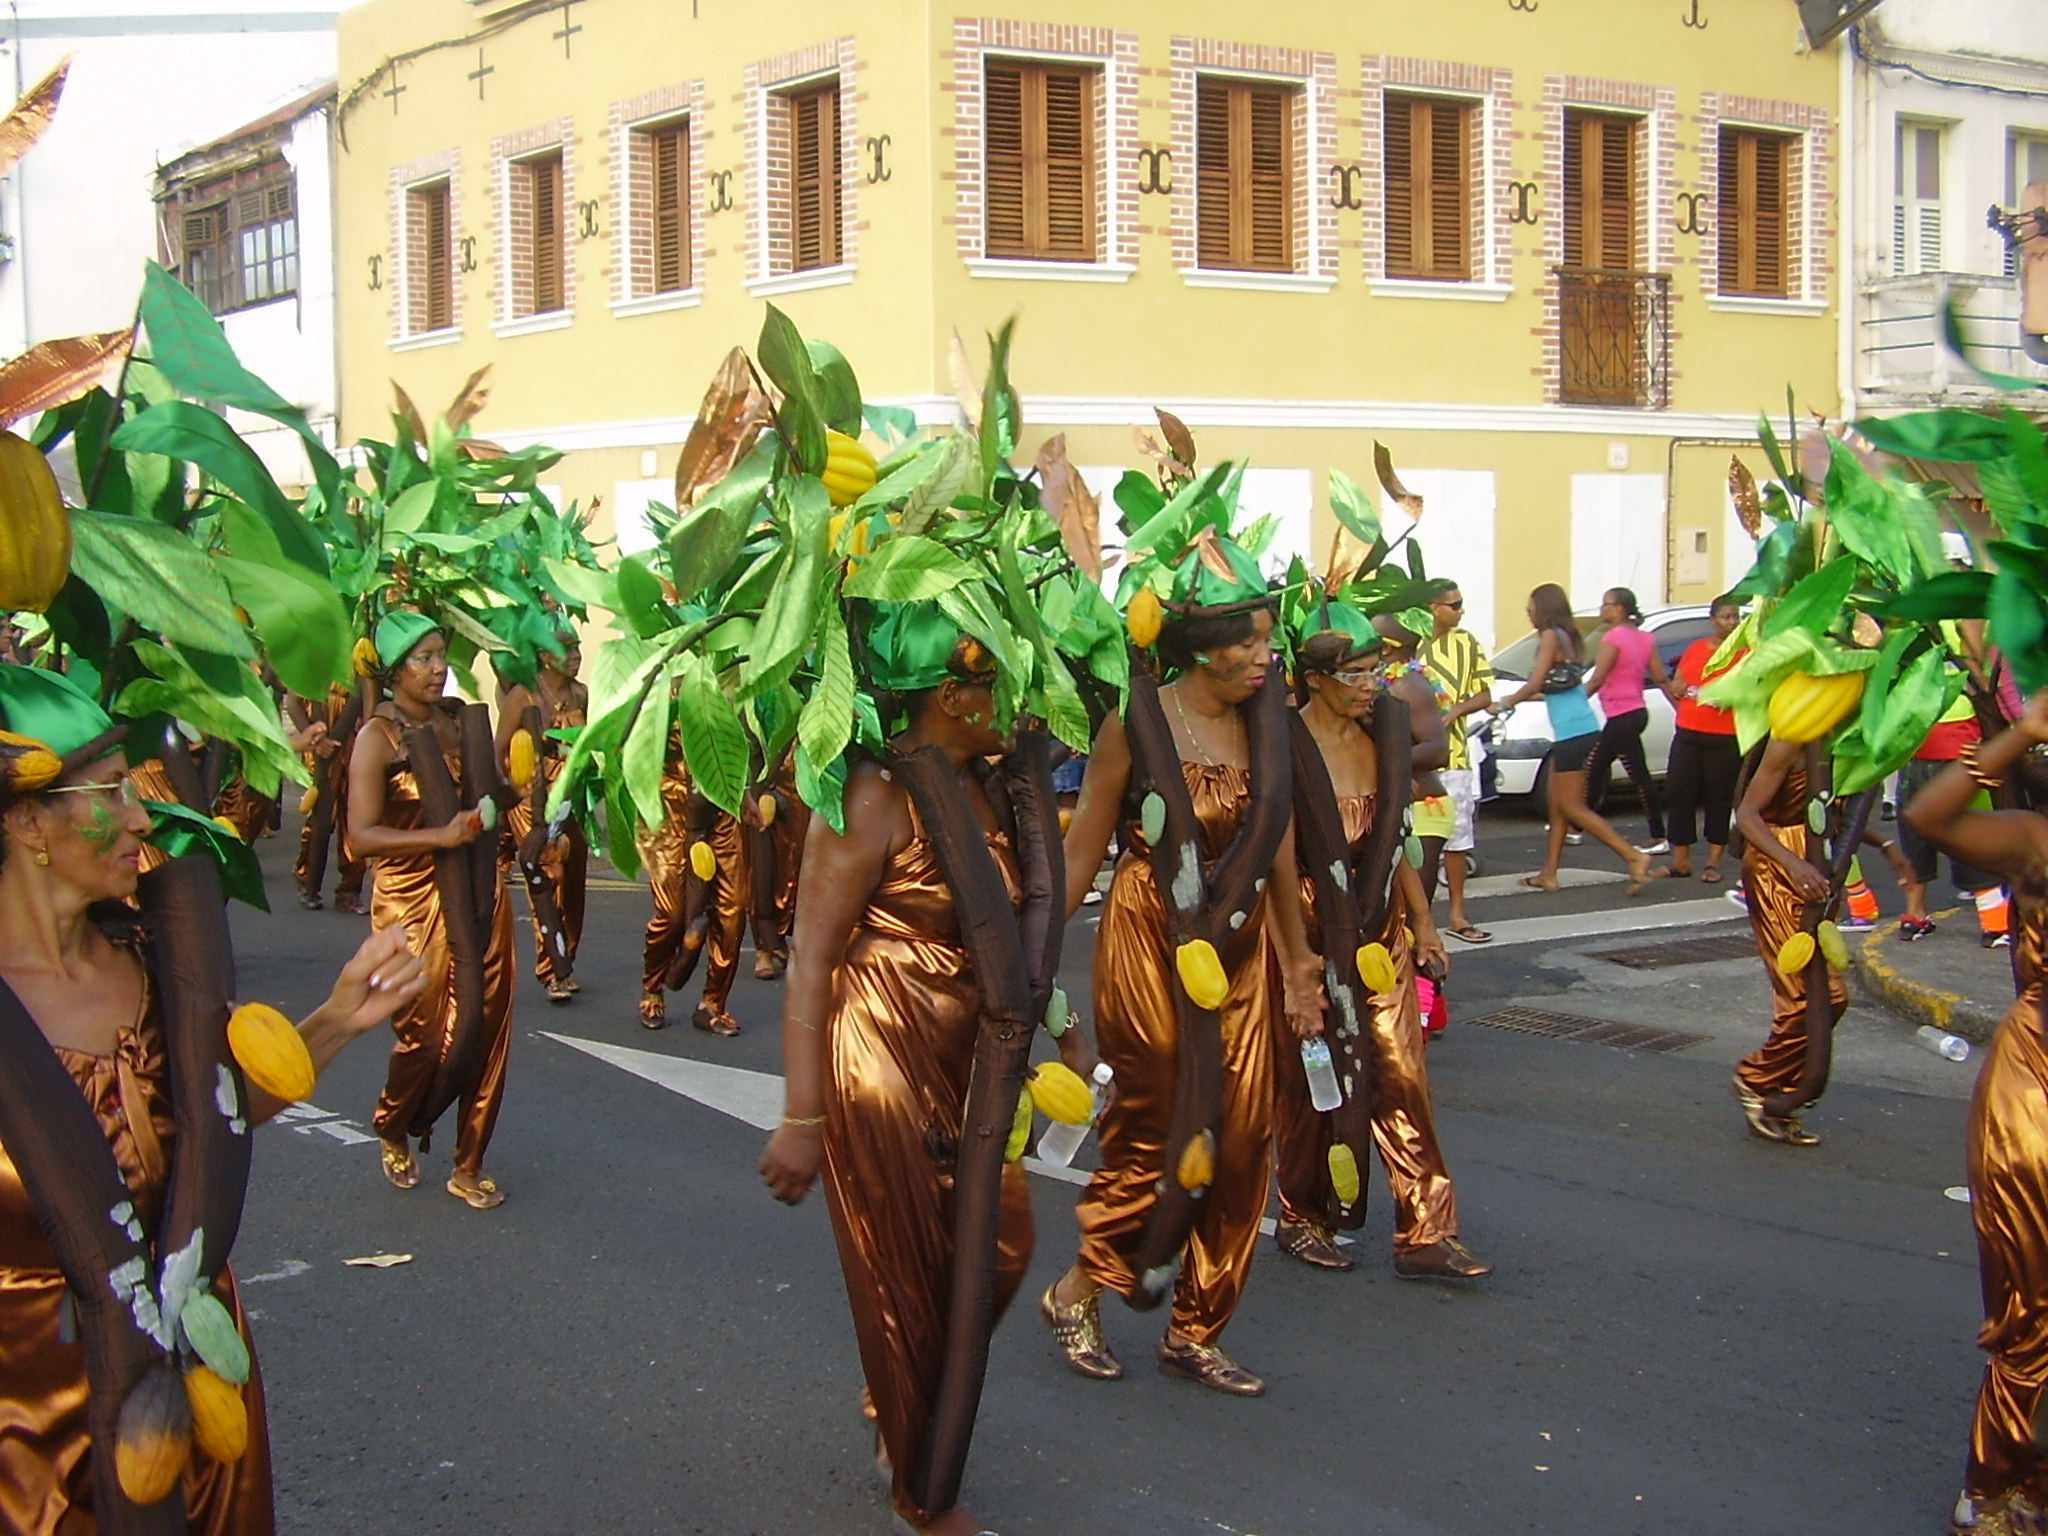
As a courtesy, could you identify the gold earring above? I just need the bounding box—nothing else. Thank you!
[33,848,49,866]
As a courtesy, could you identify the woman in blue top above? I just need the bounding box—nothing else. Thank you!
[1491,583,1652,894]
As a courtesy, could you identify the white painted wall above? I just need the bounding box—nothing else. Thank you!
[1874,0,2048,66]
[1376,469,1498,650]
[1569,473,1666,611]
[1236,465,1313,578]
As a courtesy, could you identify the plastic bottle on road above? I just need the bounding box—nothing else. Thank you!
[1915,1025,1971,1062]
[1300,1037,1343,1112]
[1036,1062,1114,1167]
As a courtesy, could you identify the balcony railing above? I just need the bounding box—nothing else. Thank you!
[1858,271,2048,400]
[1558,268,1671,409]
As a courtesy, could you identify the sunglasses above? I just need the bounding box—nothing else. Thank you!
[1433,599,1463,610]
[46,775,144,811]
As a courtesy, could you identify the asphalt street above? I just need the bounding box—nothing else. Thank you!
[225,795,1984,1536]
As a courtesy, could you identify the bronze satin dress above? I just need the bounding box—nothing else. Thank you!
[365,717,517,1172]
[1964,872,2048,1506]
[637,763,746,1020]
[762,763,810,958]
[1271,793,1459,1252]
[293,685,364,907]
[820,808,1032,1527]
[502,689,587,987]
[0,986,273,1535]
[1735,755,1849,1102]
[1075,761,1275,1345]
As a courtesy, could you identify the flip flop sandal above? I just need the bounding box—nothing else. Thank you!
[1699,867,1723,884]
[1447,925,1492,944]
[446,1174,505,1209]
[380,1140,419,1191]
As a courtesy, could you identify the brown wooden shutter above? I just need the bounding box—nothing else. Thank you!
[1426,100,1468,278]
[1198,77,1295,272]
[1384,95,1415,274]
[652,121,690,293]
[1564,109,1636,271]
[1386,94,1470,279]
[790,84,841,272]
[421,182,451,332]
[1751,132,1786,295]
[985,61,1094,261]
[529,152,564,313]
[1717,127,1790,297]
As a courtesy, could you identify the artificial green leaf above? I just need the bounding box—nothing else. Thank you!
[1756,413,1794,491]
[1821,441,1914,583]
[110,400,327,576]
[113,640,300,795]
[68,510,251,657]
[2006,408,2048,513]
[759,305,826,473]
[614,554,671,639]
[1112,469,1166,536]
[842,535,979,601]
[804,339,863,435]
[1327,468,1381,548]
[1942,300,2048,394]
[795,740,847,833]
[894,432,976,535]
[1867,569,1994,622]
[214,555,350,697]
[861,402,917,447]
[41,572,110,667]
[620,680,671,834]
[669,437,773,598]
[1123,463,1232,557]
[383,480,439,536]
[602,769,642,878]
[1856,624,1916,747]
[675,651,749,815]
[1852,410,2017,463]
[541,555,617,613]
[1762,554,1857,641]
[797,599,854,774]
[145,799,267,910]
[938,578,1025,681]
[1873,644,1947,763]
[739,478,830,700]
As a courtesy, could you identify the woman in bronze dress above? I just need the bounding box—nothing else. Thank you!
[496,633,588,1003]
[0,662,424,1534]
[1904,692,2048,1536]
[349,612,517,1209]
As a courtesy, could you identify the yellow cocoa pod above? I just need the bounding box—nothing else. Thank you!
[689,841,717,882]
[1058,808,1073,835]
[0,431,69,613]
[757,792,777,827]
[1816,919,1850,970]
[298,785,318,816]
[1328,1143,1362,1207]
[1355,941,1397,995]
[115,1363,191,1506]
[820,430,878,507]
[1175,939,1228,1011]
[227,1001,316,1103]
[1126,587,1163,649]
[1775,931,1817,978]
[1004,1086,1034,1162]
[1767,670,1865,744]
[1026,1060,1094,1125]
[350,637,381,677]
[184,1364,249,1464]
[1176,1128,1216,1192]
[212,815,242,840]
[0,729,62,791]
[508,729,536,792]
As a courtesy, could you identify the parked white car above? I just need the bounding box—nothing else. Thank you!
[1480,605,1719,799]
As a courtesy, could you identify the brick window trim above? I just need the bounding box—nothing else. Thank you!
[388,149,461,341]
[610,80,709,307]
[1698,93,1832,306]
[492,119,577,326]
[745,39,860,284]
[1360,56,1514,288]
[950,19,1139,271]
[1170,37,1339,281]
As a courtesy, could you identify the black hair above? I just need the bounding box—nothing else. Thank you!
[1298,630,1380,676]
[1157,608,1258,673]
[1607,587,1644,624]
[1528,583,1580,659]
[1710,592,1742,616]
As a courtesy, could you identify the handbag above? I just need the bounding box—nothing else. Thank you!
[1538,631,1585,694]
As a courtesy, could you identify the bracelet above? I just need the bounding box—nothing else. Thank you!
[780,1113,826,1127]
[1961,740,2005,791]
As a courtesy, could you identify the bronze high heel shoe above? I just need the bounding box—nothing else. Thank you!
[1274,1218,1355,1271]
[1040,1279,1122,1380]
[1393,1236,1492,1281]
[1732,1074,1820,1146]
[1156,1335,1265,1397]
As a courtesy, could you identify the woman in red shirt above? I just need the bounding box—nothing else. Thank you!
[1660,596,1743,882]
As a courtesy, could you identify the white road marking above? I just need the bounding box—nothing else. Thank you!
[240,1259,312,1285]
[1477,898,1743,951]
[1464,867,1626,899]
[302,1121,376,1145]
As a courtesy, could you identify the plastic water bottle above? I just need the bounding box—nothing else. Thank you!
[1035,1063,1114,1167]
[1300,1037,1343,1112]
[1915,1025,1971,1063]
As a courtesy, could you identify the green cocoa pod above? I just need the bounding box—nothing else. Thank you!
[179,1290,250,1386]
[1140,792,1166,846]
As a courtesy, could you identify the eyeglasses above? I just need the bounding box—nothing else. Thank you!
[1332,668,1383,687]
[46,776,143,811]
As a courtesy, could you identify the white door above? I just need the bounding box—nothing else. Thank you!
[1377,470,1499,649]
[1570,473,1666,611]
[612,478,673,558]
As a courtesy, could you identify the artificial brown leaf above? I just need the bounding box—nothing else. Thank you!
[1036,433,1101,582]
[1728,456,1763,539]
[947,329,981,433]
[1131,424,1192,488]
[1192,525,1235,582]
[673,347,770,509]
[1372,441,1415,502]
[456,437,508,461]
[1851,611,1884,649]
[0,328,130,431]
[1154,408,1199,476]
[0,56,70,183]
[444,365,491,432]
[390,381,427,447]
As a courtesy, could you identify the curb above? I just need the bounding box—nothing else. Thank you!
[1846,907,2005,1044]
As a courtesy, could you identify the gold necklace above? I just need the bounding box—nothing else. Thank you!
[1172,683,1235,767]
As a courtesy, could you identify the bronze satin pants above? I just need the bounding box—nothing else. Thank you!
[504,768,586,985]
[1965,997,2048,1505]
[293,695,364,904]
[1736,820,1849,1102]
[1075,856,1274,1345]
[1272,920,1458,1251]
[640,798,746,1013]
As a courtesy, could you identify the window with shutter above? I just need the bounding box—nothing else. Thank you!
[1563,109,1637,272]
[786,82,841,273]
[410,179,453,333]
[1892,119,1944,275]
[647,120,690,294]
[522,150,565,315]
[984,59,1097,262]
[1384,93,1471,280]
[1196,75,1295,273]
[1717,127,1791,297]
[169,158,297,314]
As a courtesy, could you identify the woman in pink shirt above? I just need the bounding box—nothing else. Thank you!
[1582,587,1672,854]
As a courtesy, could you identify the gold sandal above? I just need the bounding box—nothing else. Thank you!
[380,1139,419,1190]
[446,1173,505,1210]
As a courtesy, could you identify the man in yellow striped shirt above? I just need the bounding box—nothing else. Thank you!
[1420,585,1494,943]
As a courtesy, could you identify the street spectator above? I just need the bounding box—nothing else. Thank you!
[1419,582,1494,942]
[1659,593,1743,882]
[1897,671,2008,947]
[1582,586,1672,853]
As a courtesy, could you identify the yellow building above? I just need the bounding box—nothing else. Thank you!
[332,0,1844,649]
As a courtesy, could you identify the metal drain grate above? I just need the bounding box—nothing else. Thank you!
[1464,1005,1708,1054]
[1585,931,1758,970]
